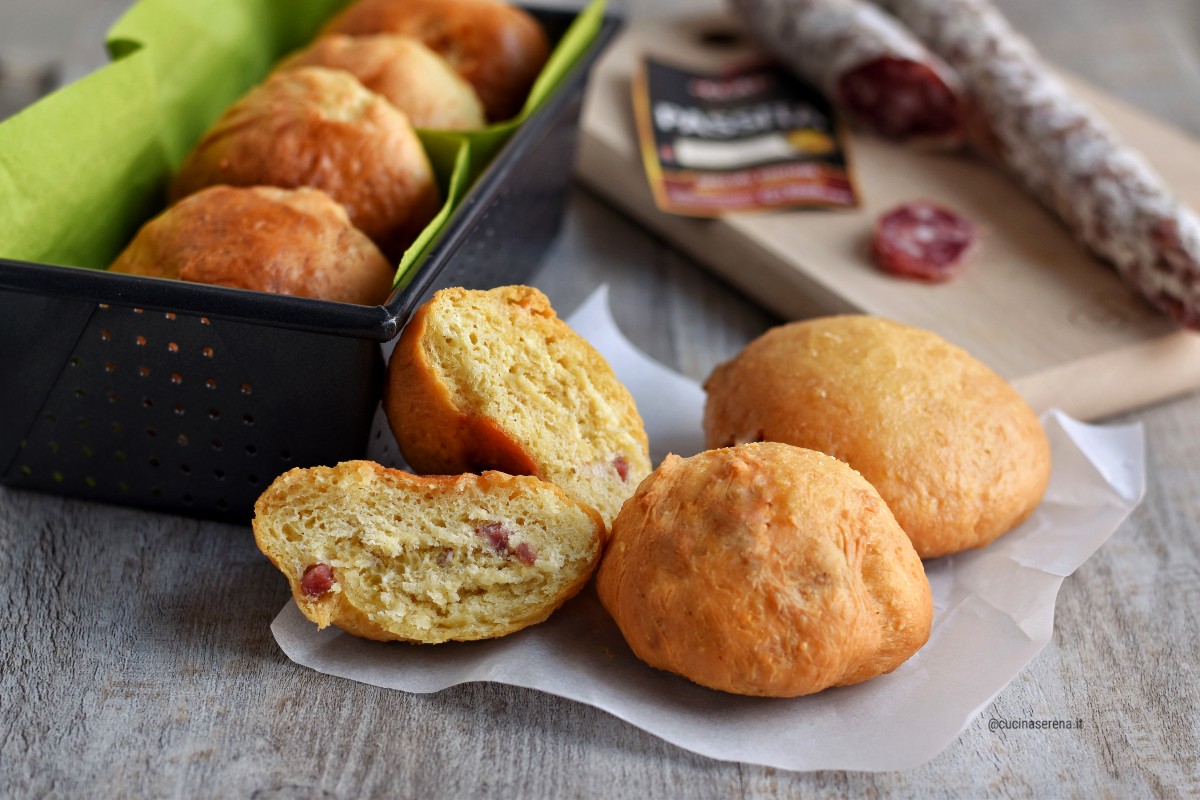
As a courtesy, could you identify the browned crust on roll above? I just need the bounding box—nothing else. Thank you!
[386,302,542,478]
[252,461,605,643]
[596,443,933,697]
[703,315,1051,559]
[170,66,440,260]
[321,0,550,122]
[108,185,395,305]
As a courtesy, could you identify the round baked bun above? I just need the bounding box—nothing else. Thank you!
[384,286,652,529]
[108,186,395,305]
[321,0,550,121]
[253,461,605,643]
[596,443,933,697]
[703,315,1052,559]
[170,66,440,259]
[277,34,486,130]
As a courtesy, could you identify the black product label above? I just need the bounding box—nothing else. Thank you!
[633,57,859,217]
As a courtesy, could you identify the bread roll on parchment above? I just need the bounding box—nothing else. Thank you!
[597,442,933,697]
[704,315,1051,559]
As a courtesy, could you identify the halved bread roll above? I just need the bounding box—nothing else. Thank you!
[384,286,652,528]
[253,461,605,643]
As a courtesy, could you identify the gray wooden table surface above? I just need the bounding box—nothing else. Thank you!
[2,0,1198,797]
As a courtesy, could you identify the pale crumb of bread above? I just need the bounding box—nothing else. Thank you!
[253,461,604,643]
[403,286,651,527]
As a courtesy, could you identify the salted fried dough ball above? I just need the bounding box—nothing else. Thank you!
[108,185,395,305]
[596,443,933,697]
[321,0,550,121]
[384,285,651,529]
[171,66,440,260]
[277,34,486,130]
[703,315,1051,559]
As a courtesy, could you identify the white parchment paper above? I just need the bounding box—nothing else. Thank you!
[273,286,1146,772]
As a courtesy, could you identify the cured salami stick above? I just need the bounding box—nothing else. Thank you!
[727,0,965,145]
[872,0,1200,329]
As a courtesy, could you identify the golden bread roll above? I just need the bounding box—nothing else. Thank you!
[596,442,933,697]
[321,0,550,121]
[170,66,440,259]
[384,286,651,529]
[703,315,1051,559]
[253,460,605,643]
[108,185,395,305]
[277,34,486,131]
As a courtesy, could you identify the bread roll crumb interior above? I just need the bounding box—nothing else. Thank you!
[386,286,651,528]
[253,461,604,643]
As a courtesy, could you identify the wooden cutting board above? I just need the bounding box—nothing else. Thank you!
[576,13,1200,421]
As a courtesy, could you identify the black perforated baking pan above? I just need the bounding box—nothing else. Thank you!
[0,7,621,521]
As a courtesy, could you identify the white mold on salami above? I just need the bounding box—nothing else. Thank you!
[873,0,1200,328]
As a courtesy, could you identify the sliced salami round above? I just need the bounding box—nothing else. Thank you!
[871,200,977,281]
[728,0,965,146]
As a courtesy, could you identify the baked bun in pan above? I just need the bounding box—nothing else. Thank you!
[171,66,440,260]
[321,0,550,122]
[109,185,395,305]
[277,34,486,131]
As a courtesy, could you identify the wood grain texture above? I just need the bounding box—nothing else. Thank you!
[2,0,1199,797]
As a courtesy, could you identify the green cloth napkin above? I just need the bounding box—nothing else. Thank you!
[0,0,605,291]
